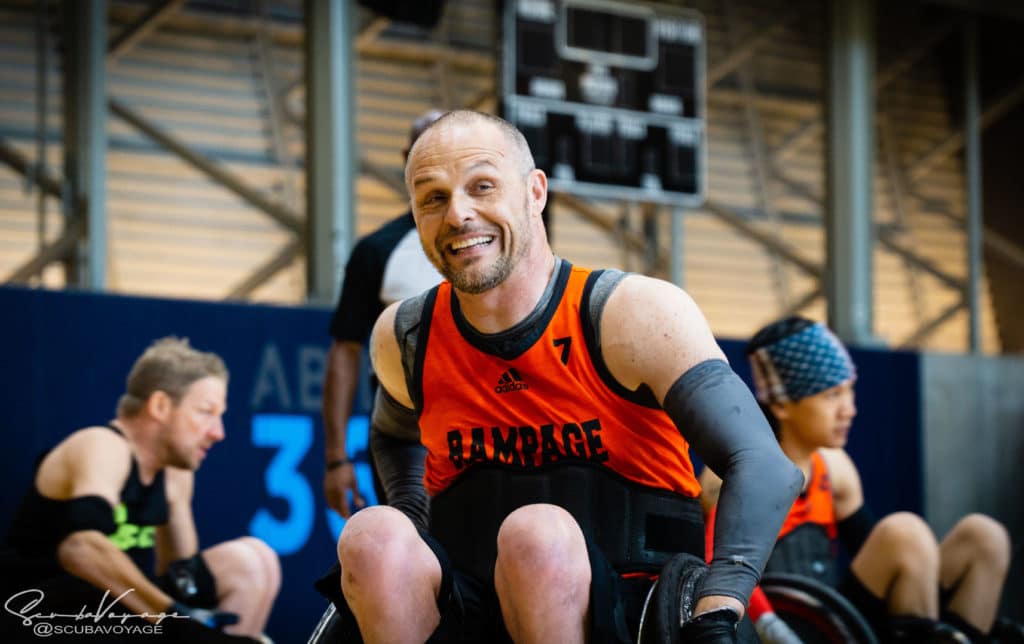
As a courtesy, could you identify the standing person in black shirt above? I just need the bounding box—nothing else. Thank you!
[322,109,445,518]
[1,337,280,643]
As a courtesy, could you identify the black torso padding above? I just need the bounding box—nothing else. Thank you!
[429,462,704,582]
[763,523,840,588]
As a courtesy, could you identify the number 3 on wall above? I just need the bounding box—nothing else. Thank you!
[249,414,315,555]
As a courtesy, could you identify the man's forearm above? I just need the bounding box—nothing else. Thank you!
[662,360,803,606]
[322,341,362,461]
[58,531,175,616]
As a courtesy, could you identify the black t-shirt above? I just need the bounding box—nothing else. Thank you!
[328,212,442,344]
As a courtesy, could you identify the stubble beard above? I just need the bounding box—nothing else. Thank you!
[428,199,533,295]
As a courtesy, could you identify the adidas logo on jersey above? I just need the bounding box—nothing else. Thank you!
[495,368,529,394]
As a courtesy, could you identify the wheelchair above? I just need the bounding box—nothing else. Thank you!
[307,571,872,644]
[760,572,879,644]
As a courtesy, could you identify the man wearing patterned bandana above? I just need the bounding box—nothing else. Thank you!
[701,316,1021,644]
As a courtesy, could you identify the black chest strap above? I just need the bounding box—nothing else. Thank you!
[429,462,704,581]
[764,523,839,588]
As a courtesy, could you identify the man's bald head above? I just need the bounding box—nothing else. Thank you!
[404,110,536,186]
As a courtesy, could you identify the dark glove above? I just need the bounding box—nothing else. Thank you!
[167,601,240,630]
[678,607,741,644]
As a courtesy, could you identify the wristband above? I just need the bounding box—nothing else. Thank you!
[326,458,352,471]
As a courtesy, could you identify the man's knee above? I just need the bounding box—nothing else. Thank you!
[209,537,281,593]
[241,536,282,589]
[337,506,421,578]
[949,513,1011,571]
[496,504,588,581]
[870,512,939,573]
[873,512,937,549]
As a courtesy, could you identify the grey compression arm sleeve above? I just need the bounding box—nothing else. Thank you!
[369,387,429,532]
[662,359,804,605]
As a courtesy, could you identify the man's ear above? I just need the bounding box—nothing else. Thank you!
[770,400,790,422]
[528,169,548,217]
[145,390,173,422]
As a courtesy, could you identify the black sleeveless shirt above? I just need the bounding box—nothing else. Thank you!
[5,425,169,578]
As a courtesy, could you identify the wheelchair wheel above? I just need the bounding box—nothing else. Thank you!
[760,573,879,644]
[307,602,366,644]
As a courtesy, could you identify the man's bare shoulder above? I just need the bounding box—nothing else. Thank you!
[602,274,712,330]
[53,426,131,462]
[599,273,725,399]
[819,448,862,494]
[37,427,132,500]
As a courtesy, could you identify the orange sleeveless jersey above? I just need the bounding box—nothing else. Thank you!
[417,265,702,498]
[777,450,837,540]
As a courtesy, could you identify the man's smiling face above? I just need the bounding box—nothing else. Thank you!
[406,116,536,295]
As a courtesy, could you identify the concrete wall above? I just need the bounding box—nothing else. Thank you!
[921,352,1024,620]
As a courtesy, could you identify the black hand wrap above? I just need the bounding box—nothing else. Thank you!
[679,608,741,644]
[662,359,804,605]
[159,553,219,608]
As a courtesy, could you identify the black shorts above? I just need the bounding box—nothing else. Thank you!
[315,530,656,643]
[838,570,889,636]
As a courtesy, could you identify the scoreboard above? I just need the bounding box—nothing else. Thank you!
[502,0,706,206]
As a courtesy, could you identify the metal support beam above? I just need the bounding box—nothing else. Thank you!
[826,0,875,345]
[355,16,389,48]
[907,77,1024,183]
[704,200,823,277]
[984,229,1024,272]
[670,208,685,288]
[899,189,1024,272]
[6,217,86,283]
[554,194,668,273]
[34,0,51,255]
[771,20,954,164]
[305,0,356,304]
[62,0,108,289]
[964,18,983,352]
[876,229,963,291]
[107,0,186,62]
[359,158,405,197]
[225,238,302,300]
[879,112,925,325]
[724,0,791,310]
[0,137,63,199]
[780,286,825,318]
[707,8,803,86]
[898,295,966,348]
[772,166,966,292]
[109,99,302,233]
[641,203,659,276]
